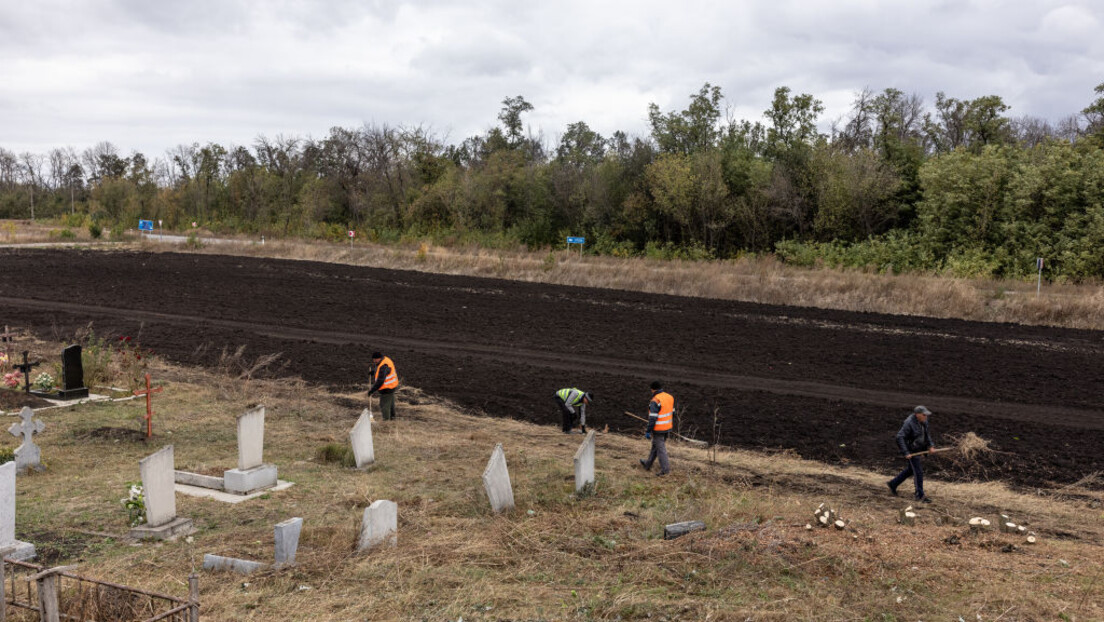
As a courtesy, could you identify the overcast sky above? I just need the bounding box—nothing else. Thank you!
[2,0,1101,159]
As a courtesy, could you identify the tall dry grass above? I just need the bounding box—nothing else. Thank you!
[8,344,1102,621]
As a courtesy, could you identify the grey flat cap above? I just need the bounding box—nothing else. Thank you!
[914,405,932,415]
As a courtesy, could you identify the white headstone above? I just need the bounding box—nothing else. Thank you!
[1,461,16,546]
[0,460,35,560]
[482,443,514,513]
[7,407,46,472]
[140,445,177,527]
[349,409,375,467]
[237,405,265,471]
[573,430,596,493]
[202,554,266,575]
[274,517,303,565]
[358,500,397,551]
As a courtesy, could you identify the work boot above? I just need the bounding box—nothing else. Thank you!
[639,459,651,471]
[886,481,898,496]
[917,496,932,504]
[580,425,587,434]
[655,470,670,477]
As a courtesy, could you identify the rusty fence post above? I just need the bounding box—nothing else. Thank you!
[36,572,59,622]
[188,574,199,622]
[1,557,7,622]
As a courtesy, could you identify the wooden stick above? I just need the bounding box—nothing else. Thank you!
[623,411,708,446]
[903,447,956,459]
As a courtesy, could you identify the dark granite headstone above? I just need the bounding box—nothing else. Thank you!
[58,344,89,399]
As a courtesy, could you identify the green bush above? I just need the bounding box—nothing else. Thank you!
[88,222,103,239]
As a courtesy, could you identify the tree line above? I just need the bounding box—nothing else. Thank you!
[3,82,1104,279]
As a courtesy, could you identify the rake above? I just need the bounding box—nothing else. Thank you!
[623,411,708,446]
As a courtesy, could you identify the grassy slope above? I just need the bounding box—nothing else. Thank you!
[3,354,1101,621]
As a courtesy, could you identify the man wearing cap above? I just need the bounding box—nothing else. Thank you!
[555,387,593,433]
[367,352,399,420]
[639,381,674,477]
[887,405,936,502]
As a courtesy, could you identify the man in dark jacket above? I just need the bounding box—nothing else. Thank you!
[887,405,936,502]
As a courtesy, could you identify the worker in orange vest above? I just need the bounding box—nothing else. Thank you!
[367,352,399,420]
[639,380,674,476]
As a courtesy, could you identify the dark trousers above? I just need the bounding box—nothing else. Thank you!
[378,391,396,420]
[889,456,925,499]
[642,432,670,474]
[556,397,576,432]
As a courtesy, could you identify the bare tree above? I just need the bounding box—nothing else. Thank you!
[19,152,44,219]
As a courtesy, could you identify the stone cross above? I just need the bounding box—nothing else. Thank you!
[7,406,46,472]
[0,325,15,344]
[482,443,515,513]
[13,350,40,393]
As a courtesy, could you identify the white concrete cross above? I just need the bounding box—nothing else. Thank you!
[7,406,45,472]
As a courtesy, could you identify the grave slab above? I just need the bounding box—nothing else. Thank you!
[358,500,397,551]
[139,445,177,527]
[274,517,303,566]
[129,516,194,541]
[574,430,596,493]
[482,443,515,513]
[349,409,375,468]
[237,406,266,470]
[175,479,294,504]
[0,461,35,561]
[58,344,89,399]
[202,554,267,575]
[224,464,278,494]
[173,470,225,489]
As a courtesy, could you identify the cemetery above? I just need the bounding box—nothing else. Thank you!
[0,332,1101,619]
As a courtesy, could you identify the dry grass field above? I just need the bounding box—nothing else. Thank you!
[2,340,1101,621]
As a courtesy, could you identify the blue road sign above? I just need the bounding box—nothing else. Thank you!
[138,219,154,231]
[566,236,585,244]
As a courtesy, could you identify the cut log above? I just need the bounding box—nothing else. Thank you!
[968,517,991,531]
[1000,521,1018,534]
[664,520,706,540]
[1026,532,1037,544]
[804,523,812,530]
[833,519,846,530]
[898,509,917,526]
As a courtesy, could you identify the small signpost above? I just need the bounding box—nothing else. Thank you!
[348,230,355,246]
[566,236,585,257]
[133,373,164,439]
[1036,257,1044,298]
[158,219,163,242]
[138,219,154,234]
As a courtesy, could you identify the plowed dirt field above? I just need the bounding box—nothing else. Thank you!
[2,248,1102,489]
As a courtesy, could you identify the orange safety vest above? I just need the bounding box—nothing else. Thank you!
[374,356,398,390]
[650,392,674,431]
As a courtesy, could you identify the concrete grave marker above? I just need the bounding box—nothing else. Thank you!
[7,407,45,472]
[203,516,303,575]
[130,445,193,540]
[274,517,303,566]
[224,405,278,494]
[358,500,397,551]
[573,430,596,493]
[482,443,515,513]
[0,461,36,560]
[349,409,375,468]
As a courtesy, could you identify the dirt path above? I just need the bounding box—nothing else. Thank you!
[1,248,1102,488]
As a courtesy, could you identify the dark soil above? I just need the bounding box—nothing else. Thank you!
[76,426,150,442]
[2,248,1102,489]
[0,388,54,411]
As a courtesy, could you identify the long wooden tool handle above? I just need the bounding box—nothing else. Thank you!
[903,447,955,459]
